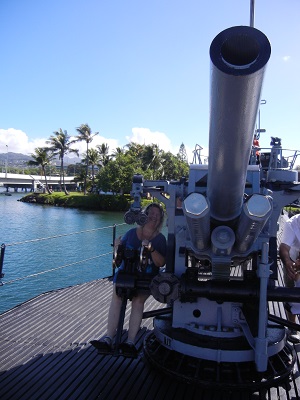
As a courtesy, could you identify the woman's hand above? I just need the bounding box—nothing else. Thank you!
[142,239,151,250]
[114,236,122,247]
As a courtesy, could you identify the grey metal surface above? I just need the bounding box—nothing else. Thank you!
[207,26,271,222]
[0,274,299,400]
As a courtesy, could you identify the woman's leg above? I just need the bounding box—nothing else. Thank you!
[127,293,149,343]
[106,284,123,338]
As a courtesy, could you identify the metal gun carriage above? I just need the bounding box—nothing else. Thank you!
[111,25,300,390]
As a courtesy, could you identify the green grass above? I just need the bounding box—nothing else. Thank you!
[284,206,300,217]
[20,192,155,211]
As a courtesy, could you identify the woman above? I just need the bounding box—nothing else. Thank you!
[91,203,167,357]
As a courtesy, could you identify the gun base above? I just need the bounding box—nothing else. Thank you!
[144,330,295,391]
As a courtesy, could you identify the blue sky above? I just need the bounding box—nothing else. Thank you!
[0,0,299,163]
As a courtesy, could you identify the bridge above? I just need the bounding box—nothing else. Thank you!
[0,173,76,192]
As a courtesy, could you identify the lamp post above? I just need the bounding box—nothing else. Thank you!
[5,145,8,179]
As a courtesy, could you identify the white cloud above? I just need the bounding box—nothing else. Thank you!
[126,127,208,164]
[0,127,208,164]
[283,56,291,62]
[126,127,180,154]
[74,135,119,157]
[0,128,47,155]
[0,128,119,159]
[127,127,171,148]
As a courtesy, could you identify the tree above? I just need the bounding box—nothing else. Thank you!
[96,143,111,166]
[96,142,190,193]
[125,142,144,159]
[73,165,88,192]
[82,148,101,188]
[97,152,142,194]
[141,144,164,179]
[161,151,189,180]
[76,123,99,195]
[66,163,81,176]
[178,143,188,164]
[47,129,79,195]
[28,147,55,194]
[111,146,125,159]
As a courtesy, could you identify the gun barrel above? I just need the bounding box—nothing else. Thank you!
[207,26,271,223]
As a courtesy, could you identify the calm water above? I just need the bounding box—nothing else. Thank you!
[0,191,129,314]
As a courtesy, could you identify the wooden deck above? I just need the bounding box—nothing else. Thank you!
[0,268,300,399]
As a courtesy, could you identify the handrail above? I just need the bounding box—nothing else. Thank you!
[250,146,300,170]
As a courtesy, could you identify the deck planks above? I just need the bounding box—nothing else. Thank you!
[0,268,299,399]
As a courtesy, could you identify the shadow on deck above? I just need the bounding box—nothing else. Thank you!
[0,270,300,399]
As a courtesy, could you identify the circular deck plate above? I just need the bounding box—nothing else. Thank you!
[143,332,296,391]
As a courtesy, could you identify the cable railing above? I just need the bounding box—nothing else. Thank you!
[1,252,114,285]
[3,225,118,247]
[249,145,300,170]
[0,223,127,286]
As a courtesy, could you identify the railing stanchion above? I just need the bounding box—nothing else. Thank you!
[0,243,6,284]
[112,224,117,276]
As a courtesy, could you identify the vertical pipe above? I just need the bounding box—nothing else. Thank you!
[5,145,8,179]
[255,241,271,371]
[0,243,5,280]
[112,224,117,276]
[250,0,255,27]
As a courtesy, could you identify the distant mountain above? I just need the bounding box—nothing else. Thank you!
[0,152,32,166]
[0,152,81,167]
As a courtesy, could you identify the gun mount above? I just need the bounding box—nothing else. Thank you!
[115,26,300,390]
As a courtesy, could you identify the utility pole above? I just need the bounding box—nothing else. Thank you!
[5,145,8,178]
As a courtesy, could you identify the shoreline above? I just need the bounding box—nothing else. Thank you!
[18,192,131,211]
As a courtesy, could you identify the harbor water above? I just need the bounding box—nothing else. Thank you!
[0,191,129,314]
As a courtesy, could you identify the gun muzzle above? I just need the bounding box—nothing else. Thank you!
[207,26,271,223]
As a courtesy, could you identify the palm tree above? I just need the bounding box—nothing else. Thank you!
[47,129,79,195]
[111,146,125,159]
[96,143,111,166]
[28,147,55,194]
[141,144,164,179]
[76,123,99,195]
[125,142,144,158]
[74,165,88,192]
[81,148,101,188]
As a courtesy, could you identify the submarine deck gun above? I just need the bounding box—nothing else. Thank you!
[116,25,300,389]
